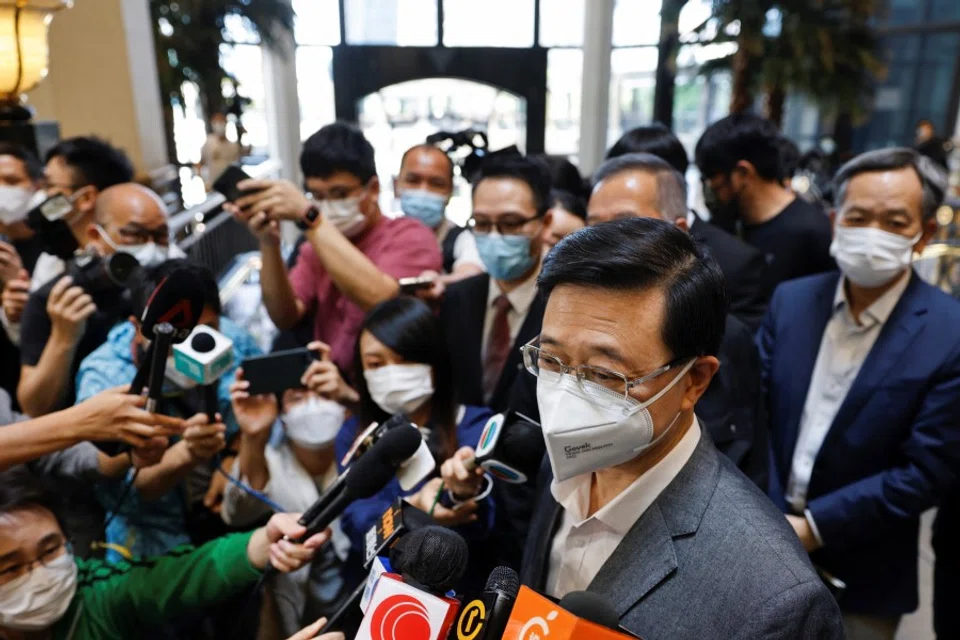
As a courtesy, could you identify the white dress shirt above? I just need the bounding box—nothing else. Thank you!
[480,268,540,360]
[545,418,702,599]
[786,273,911,520]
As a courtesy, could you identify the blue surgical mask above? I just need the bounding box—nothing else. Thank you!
[400,189,447,229]
[475,232,536,281]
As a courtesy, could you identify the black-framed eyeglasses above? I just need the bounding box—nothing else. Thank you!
[0,539,71,586]
[468,214,539,236]
[521,336,689,401]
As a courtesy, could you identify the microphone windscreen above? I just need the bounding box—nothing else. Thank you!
[191,331,217,353]
[498,420,547,478]
[558,591,620,630]
[485,566,520,597]
[141,268,207,342]
[345,426,423,499]
[397,526,469,594]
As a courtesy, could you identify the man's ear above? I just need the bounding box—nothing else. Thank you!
[368,175,381,201]
[674,216,689,234]
[681,356,720,412]
[75,186,98,215]
[916,216,939,255]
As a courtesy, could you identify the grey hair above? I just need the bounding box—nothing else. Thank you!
[833,147,947,220]
[592,152,688,223]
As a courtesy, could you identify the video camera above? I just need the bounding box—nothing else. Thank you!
[66,251,142,309]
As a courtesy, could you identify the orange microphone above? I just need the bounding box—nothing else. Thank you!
[500,586,640,640]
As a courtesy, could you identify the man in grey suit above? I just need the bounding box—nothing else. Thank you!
[518,218,843,639]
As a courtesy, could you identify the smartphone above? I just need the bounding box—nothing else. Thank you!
[212,164,255,203]
[398,275,435,294]
[242,348,315,396]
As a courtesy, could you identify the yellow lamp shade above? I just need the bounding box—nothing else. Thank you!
[0,0,72,100]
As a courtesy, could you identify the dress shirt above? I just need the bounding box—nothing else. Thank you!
[480,268,540,360]
[787,272,911,518]
[545,418,702,598]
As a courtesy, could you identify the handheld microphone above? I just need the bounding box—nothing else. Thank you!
[501,587,637,640]
[296,426,425,540]
[340,412,413,468]
[467,410,546,484]
[355,526,467,640]
[363,499,435,567]
[170,325,234,422]
[452,566,519,640]
[145,323,174,413]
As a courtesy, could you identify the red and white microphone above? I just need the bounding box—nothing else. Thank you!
[355,526,467,640]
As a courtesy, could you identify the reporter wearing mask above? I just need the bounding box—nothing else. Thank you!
[18,183,183,417]
[75,260,261,563]
[221,346,353,637]
[0,467,329,640]
[330,297,494,585]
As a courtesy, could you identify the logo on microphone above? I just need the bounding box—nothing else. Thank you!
[456,599,487,640]
[369,593,432,640]
[519,610,559,640]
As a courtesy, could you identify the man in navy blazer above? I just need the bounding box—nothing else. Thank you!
[759,148,960,639]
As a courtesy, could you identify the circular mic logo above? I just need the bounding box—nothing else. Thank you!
[456,600,487,640]
[370,594,432,640]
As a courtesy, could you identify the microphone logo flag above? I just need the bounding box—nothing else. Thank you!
[369,594,431,640]
[455,600,486,640]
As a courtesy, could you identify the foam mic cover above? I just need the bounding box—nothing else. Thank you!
[392,526,468,595]
[140,268,206,343]
[558,592,620,631]
[191,331,216,352]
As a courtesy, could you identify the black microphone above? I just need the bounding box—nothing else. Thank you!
[451,566,520,640]
[144,323,174,413]
[390,525,469,595]
[468,410,546,484]
[191,331,220,423]
[296,426,424,540]
[557,591,621,631]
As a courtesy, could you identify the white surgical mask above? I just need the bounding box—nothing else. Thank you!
[537,360,695,482]
[322,196,367,238]
[0,552,77,631]
[283,396,345,450]
[364,364,434,416]
[0,186,37,224]
[830,225,921,289]
[95,225,179,268]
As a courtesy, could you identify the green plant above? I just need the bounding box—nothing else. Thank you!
[150,0,295,162]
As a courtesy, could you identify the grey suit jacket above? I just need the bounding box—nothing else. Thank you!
[521,434,844,639]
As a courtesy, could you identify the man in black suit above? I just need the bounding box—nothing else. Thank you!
[438,153,553,570]
[607,124,769,329]
[587,152,767,488]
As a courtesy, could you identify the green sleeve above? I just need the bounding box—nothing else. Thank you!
[81,532,262,635]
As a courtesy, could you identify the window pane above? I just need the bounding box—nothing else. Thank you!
[294,0,341,45]
[222,14,261,44]
[220,44,268,152]
[612,0,661,47]
[297,47,337,141]
[443,0,535,47]
[545,48,582,157]
[539,0,585,47]
[930,0,960,21]
[345,0,438,45]
[608,47,659,148]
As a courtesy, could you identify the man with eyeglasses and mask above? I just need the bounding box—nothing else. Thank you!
[760,149,960,640]
[18,183,182,417]
[227,122,441,381]
[519,218,843,639]
[435,152,552,575]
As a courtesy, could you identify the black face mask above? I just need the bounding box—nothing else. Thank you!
[702,179,741,234]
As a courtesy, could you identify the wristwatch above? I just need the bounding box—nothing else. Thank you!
[296,204,321,230]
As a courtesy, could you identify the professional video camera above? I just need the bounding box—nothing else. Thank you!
[66,251,142,309]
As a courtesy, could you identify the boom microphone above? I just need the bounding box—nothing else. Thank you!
[452,566,519,640]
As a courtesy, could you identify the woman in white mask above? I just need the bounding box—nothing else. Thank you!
[329,297,495,585]
[222,339,353,638]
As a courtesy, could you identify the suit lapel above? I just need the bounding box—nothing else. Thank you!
[587,435,721,617]
[781,276,837,466]
[827,275,928,439]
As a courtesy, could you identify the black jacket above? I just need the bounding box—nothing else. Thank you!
[690,215,769,331]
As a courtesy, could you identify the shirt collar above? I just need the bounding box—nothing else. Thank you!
[834,270,911,326]
[550,417,702,535]
[487,264,540,317]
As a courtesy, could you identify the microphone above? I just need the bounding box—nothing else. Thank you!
[363,499,435,568]
[451,566,519,640]
[501,586,637,639]
[170,325,234,421]
[340,412,414,468]
[467,410,545,484]
[296,426,426,540]
[355,526,466,640]
[130,269,208,396]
